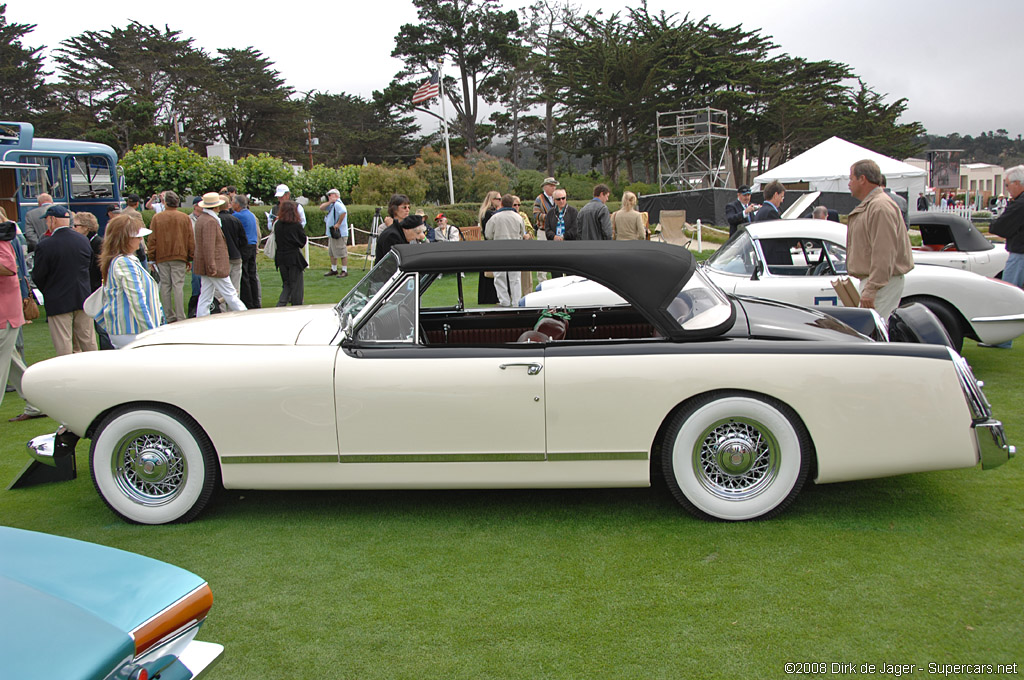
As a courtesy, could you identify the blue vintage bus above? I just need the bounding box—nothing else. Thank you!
[0,121,122,232]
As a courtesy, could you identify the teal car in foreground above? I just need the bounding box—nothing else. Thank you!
[0,527,222,679]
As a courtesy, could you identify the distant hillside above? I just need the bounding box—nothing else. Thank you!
[917,130,1024,167]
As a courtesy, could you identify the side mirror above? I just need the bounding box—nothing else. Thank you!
[752,260,764,281]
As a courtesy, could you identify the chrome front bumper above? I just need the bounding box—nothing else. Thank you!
[26,433,59,467]
[974,419,1015,469]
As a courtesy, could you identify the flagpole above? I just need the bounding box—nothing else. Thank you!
[438,58,455,206]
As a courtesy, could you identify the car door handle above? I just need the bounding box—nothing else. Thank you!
[500,363,543,375]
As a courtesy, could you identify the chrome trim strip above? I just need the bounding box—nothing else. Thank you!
[220,452,647,464]
[970,314,1024,323]
[221,455,339,465]
[341,453,546,463]
[547,452,648,461]
[947,348,992,420]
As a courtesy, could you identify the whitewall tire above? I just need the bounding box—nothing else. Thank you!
[663,392,811,521]
[90,406,218,524]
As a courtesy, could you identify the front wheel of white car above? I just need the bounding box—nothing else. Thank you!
[90,406,218,524]
[663,392,811,521]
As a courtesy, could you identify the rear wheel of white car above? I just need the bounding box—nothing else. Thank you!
[662,392,810,521]
[90,406,218,524]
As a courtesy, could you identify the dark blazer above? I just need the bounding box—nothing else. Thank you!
[989,196,1024,254]
[31,227,93,315]
[753,202,781,223]
[273,221,308,269]
[725,199,752,234]
[544,205,580,241]
[88,233,104,291]
[219,212,248,260]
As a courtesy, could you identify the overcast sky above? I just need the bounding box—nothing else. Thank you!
[9,0,1022,141]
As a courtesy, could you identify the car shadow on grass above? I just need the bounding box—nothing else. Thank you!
[200,470,968,528]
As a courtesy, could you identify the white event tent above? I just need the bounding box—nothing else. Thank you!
[752,136,927,197]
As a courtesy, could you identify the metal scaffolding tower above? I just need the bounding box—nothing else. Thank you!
[656,108,731,191]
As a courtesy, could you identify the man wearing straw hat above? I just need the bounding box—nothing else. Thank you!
[194,193,247,317]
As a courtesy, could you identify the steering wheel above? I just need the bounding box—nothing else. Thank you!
[810,255,835,276]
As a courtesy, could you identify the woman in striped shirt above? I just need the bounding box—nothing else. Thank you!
[96,214,164,348]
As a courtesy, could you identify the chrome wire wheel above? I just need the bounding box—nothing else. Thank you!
[663,392,811,521]
[91,406,218,524]
[112,429,188,506]
[693,417,780,501]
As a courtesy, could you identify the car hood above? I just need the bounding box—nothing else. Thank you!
[0,527,208,679]
[130,305,340,347]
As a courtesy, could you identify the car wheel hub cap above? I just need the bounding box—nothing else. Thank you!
[693,418,780,500]
[717,438,755,474]
[113,430,187,506]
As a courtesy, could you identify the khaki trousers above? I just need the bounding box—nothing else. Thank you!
[48,310,97,356]
[157,260,188,323]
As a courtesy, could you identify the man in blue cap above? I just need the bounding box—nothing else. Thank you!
[725,185,758,237]
[31,204,97,355]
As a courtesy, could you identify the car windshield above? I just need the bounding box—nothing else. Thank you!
[335,253,399,327]
[706,232,756,275]
[671,268,733,331]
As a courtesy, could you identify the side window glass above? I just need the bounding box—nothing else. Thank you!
[70,155,114,198]
[46,157,65,200]
[18,155,59,200]
[823,241,848,273]
[355,276,418,343]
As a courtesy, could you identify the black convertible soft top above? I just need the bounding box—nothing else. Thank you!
[908,212,994,251]
[392,240,697,329]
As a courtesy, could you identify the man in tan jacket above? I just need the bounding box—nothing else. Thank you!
[194,193,246,317]
[147,191,194,322]
[846,159,914,318]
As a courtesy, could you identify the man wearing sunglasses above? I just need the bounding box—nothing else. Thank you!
[543,189,579,242]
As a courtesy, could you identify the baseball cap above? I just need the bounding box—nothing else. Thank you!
[435,213,445,221]
[133,226,153,237]
[44,204,70,218]
[274,184,290,198]
[327,188,340,197]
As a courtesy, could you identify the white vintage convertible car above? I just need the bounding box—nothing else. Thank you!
[526,220,1024,351]
[20,242,1013,525]
[907,211,1008,278]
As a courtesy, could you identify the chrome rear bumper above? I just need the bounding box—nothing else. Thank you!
[974,419,1015,469]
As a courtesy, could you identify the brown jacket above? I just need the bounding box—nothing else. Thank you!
[147,209,195,264]
[194,212,229,278]
[846,187,914,298]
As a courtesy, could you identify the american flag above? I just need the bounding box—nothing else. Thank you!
[412,70,440,105]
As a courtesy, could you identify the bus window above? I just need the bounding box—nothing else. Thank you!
[70,155,113,198]
[19,155,65,200]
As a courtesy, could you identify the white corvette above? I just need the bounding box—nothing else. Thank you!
[524,220,1024,350]
[907,212,1008,278]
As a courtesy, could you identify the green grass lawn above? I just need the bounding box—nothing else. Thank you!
[2,248,1022,678]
